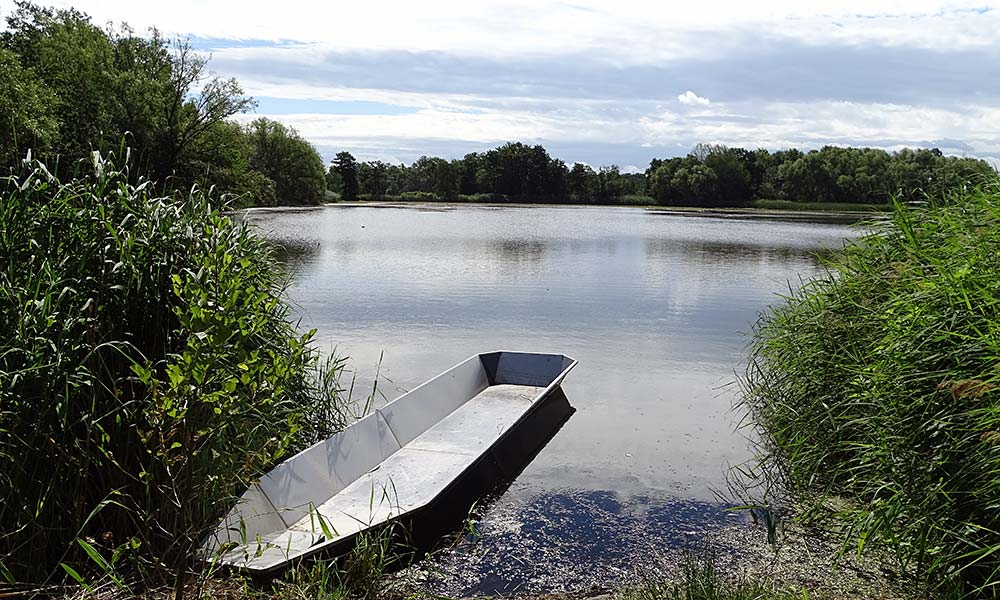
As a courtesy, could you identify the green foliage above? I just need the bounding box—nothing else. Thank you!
[648,145,993,208]
[331,152,359,201]
[568,162,598,202]
[398,190,439,202]
[339,144,645,205]
[740,180,1000,593]
[0,155,347,588]
[2,2,117,163]
[0,47,57,163]
[0,3,334,208]
[245,118,327,205]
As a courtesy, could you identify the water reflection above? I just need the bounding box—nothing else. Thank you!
[268,238,321,269]
[646,238,817,263]
[490,238,548,263]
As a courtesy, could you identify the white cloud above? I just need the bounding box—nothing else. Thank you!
[249,96,1000,165]
[12,0,1000,58]
[3,0,999,164]
[677,91,711,107]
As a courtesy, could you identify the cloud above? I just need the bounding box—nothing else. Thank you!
[251,96,1000,168]
[6,0,1000,166]
[24,0,1000,56]
[206,39,1000,107]
[677,91,711,106]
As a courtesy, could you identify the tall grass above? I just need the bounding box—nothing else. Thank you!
[739,181,1000,595]
[0,154,350,593]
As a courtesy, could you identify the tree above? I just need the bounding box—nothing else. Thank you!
[671,164,719,206]
[456,152,481,195]
[1,3,255,191]
[326,166,343,196]
[153,41,255,185]
[0,47,57,164]
[331,151,359,200]
[650,161,680,204]
[567,163,597,202]
[244,118,326,205]
[2,2,116,165]
[596,165,626,202]
[702,147,752,206]
[184,119,276,207]
[357,160,389,199]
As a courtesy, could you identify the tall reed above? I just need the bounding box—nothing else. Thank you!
[0,154,349,591]
[739,180,1000,595]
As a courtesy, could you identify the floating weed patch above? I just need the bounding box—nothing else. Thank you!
[738,181,1000,595]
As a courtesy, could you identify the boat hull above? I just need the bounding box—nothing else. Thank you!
[203,351,577,574]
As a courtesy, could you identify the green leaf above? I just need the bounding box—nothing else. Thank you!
[77,539,110,573]
[60,563,91,592]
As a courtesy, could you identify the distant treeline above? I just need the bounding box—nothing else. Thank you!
[330,143,995,207]
[0,2,327,206]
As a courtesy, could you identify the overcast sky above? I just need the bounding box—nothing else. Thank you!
[8,1,1000,170]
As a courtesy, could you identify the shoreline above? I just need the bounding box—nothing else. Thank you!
[319,201,883,223]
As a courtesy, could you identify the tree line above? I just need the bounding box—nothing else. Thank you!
[0,2,328,206]
[330,142,995,207]
[327,143,647,205]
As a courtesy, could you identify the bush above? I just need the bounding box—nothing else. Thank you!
[457,193,508,203]
[0,155,347,589]
[740,181,1000,594]
[750,199,892,212]
[398,191,439,202]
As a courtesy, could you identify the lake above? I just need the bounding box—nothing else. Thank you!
[246,204,858,595]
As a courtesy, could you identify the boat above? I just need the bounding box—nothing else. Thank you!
[202,351,578,574]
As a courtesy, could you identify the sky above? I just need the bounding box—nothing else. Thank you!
[7,0,1000,170]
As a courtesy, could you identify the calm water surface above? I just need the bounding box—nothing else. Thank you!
[247,205,858,594]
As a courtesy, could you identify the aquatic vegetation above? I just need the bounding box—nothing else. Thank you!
[740,180,1000,594]
[0,154,349,591]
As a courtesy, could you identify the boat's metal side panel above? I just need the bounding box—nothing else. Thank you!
[478,352,502,385]
[488,351,575,387]
[204,483,285,555]
[560,354,576,374]
[378,354,489,446]
[258,411,400,527]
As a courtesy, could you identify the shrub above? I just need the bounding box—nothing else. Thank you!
[457,193,508,203]
[398,191,439,202]
[0,155,347,589]
[740,181,1000,594]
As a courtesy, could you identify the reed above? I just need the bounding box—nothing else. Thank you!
[0,154,350,593]
[739,180,1000,595]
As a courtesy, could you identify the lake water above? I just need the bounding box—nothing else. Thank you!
[246,204,858,595]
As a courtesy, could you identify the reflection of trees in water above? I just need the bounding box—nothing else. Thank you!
[644,238,832,267]
[489,238,548,262]
[267,238,321,269]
